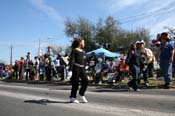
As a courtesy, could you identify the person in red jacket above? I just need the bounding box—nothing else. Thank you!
[115,58,129,82]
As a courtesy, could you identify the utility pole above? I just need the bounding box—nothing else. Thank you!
[38,39,41,56]
[38,37,52,57]
[10,45,13,65]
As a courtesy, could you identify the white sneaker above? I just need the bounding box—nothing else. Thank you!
[70,98,79,104]
[98,81,102,85]
[80,96,88,103]
[145,83,149,86]
[135,89,141,92]
[129,87,133,91]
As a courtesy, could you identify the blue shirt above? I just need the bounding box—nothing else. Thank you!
[160,42,174,60]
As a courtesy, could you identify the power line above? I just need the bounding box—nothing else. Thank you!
[121,7,175,24]
[119,2,173,20]
[119,0,175,24]
[120,0,175,21]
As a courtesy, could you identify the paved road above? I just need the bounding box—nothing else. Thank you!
[0,81,175,116]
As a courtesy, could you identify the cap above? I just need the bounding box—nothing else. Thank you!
[136,40,145,45]
[151,39,161,46]
[140,40,145,44]
[135,41,140,44]
[160,32,168,38]
[160,32,169,41]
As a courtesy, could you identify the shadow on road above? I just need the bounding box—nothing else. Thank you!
[24,99,71,105]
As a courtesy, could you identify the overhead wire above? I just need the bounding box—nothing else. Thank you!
[118,0,175,24]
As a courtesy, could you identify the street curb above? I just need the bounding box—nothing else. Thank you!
[1,79,175,89]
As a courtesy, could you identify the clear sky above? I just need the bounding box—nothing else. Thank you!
[0,0,175,64]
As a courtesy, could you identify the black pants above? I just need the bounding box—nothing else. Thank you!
[142,68,149,83]
[45,67,52,81]
[26,69,30,80]
[59,66,65,81]
[56,66,64,80]
[70,66,89,98]
[14,70,18,79]
[148,63,154,77]
[140,64,149,84]
[39,74,44,81]
[116,71,128,82]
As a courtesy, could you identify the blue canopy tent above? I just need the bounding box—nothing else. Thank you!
[86,48,120,57]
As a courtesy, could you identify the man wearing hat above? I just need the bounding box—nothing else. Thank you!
[159,32,174,89]
[136,40,154,86]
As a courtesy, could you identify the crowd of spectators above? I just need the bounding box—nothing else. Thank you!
[1,32,175,90]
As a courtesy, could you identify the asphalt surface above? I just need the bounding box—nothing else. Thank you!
[0,81,175,116]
